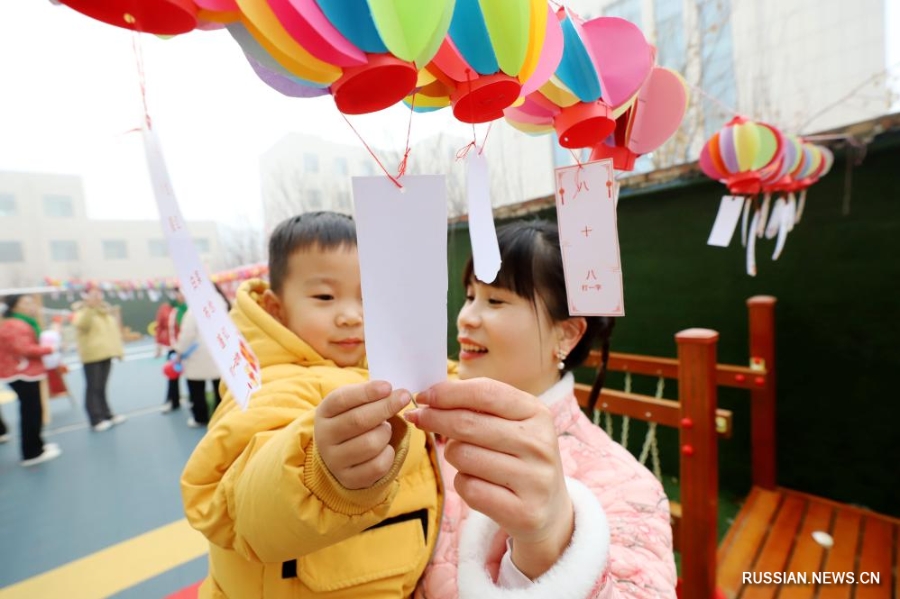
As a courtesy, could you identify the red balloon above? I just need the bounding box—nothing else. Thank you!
[58,0,198,35]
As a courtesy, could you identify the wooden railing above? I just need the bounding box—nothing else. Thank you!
[573,296,777,599]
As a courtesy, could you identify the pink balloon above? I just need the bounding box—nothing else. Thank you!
[583,17,653,108]
[265,0,366,67]
[521,4,564,96]
[194,0,237,11]
[504,98,556,125]
[628,68,686,155]
[432,37,472,83]
[699,144,723,180]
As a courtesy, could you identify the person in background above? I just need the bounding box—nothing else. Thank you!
[0,294,62,466]
[156,287,187,413]
[173,284,231,427]
[72,284,126,432]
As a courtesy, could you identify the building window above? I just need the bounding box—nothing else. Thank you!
[148,239,168,257]
[362,161,376,176]
[0,193,16,217]
[604,0,643,29]
[0,241,23,263]
[333,157,348,176]
[43,194,74,217]
[304,153,319,173]
[50,240,79,261]
[103,239,128,260]
[337,189,352,211]
[194,238,211,253]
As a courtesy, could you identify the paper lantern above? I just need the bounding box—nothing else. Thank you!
[414,0,562,124]
[699,116,783,195]
[505,14,653,148]
[588,66,688,170]
[235,0,453,115]
[58,0,198,35]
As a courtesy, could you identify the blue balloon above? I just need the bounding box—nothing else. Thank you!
[448,0,498,76]
[315,0,387,54]
[555,17,602,103]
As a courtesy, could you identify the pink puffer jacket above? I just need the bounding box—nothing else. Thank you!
[0,318,51,383]
[416,374,677,599]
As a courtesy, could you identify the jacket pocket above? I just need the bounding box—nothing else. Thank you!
[296,514,426,593]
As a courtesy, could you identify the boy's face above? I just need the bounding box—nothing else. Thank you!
[264,245,365,367]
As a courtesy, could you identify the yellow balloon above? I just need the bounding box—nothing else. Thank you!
[236,0,341,84]
[517,0,547,84]
[540,78,579,108]
[416,69,437,87]
[734,122,761,172]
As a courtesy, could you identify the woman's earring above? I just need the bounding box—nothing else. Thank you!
[556,349,567,371]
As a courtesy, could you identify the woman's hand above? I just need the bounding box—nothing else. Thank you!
[405,378,574,579]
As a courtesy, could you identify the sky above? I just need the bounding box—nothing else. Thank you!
[0,0,483,229]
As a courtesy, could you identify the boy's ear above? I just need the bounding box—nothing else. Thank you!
[260,289,285,323]
[558,317,588,355]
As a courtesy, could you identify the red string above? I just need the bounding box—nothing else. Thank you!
[341,113,403,188]
[569,149,589,199]
[131,30,151,129]
[395,93,415,178]
[478,121,493,155]
[340,92,417,189]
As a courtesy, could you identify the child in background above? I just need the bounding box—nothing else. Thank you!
[181,212,441,598]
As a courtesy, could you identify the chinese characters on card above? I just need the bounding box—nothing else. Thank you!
[143,129,260,408]
[554,159,625,316]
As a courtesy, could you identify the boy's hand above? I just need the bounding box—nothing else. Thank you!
[315,381,412,490]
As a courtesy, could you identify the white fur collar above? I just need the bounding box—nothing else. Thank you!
[537,372,575,408]
[457,477,609,598]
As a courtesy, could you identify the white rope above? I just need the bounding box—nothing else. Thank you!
[620,372,632,449]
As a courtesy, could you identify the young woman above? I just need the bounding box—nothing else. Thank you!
[407,220,677,598]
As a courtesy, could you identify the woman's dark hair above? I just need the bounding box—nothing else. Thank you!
[2,294,24,314]
[268,211,357,294]
[461,219,615,412]
[213,283,232,312]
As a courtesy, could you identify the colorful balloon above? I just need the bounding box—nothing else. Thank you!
[504,14,653,148]
[699,116,783,195]
[58,0,198,35]
[413,0,561,124]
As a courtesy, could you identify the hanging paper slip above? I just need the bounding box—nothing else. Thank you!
[353,176,448,393]
[554,159,624,316]
[466,153,501,284]
[707,196,744,247]
[143,129,260,409]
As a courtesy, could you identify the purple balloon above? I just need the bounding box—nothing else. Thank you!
[719,125,740,174]
[245,54,331,98]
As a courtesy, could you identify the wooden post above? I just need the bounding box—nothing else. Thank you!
[676,328,719,599]
[747,296,777,490]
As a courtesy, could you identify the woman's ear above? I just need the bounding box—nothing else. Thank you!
[260,289,284,323]
[558,317,588,355]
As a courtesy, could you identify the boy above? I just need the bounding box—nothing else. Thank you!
[181,212,442,599]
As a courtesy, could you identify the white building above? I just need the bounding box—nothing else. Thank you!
[564,0,893,166]
[0,171,223,289]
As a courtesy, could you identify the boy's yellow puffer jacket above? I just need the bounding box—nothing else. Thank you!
[181,279,442,598]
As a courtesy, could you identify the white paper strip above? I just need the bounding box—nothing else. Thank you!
[772,197,797,261]
[466,153,501,283]
[740,197,750,247]
[554,160,624,316]
[746,209,759,277]
[786,194,797,232]
[765,198,786,239]
[707,195,744,247]
[143,129,260,409]
[794,191,806,224]
[757,193,772,238]
[353,175,448,393]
